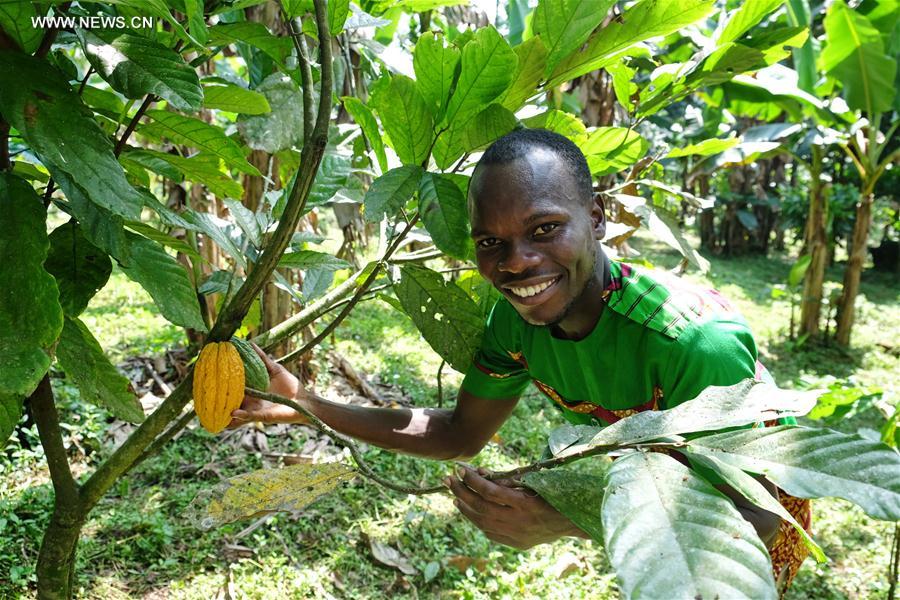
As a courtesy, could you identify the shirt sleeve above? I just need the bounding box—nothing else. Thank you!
[460,301,532,400]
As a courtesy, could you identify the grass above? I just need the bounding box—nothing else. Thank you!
[1,234,898,599]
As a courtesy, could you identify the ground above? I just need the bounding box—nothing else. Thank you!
[1,230,897,599]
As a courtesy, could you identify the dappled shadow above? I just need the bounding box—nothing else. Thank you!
[764,337,867,385]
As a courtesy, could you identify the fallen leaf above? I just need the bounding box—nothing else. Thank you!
[445,555,488,573]
[550,551,581,579]
[369,540,417,576]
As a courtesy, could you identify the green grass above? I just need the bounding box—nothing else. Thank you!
[1,236,898,599]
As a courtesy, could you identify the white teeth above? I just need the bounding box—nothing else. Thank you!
[509,278,556,298]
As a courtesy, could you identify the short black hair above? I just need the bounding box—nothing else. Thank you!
[476,128,593,203]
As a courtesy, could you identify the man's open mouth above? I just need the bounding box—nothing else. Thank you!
[503,276,561,302]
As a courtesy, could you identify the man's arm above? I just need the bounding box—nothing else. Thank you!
[230,347,518,461]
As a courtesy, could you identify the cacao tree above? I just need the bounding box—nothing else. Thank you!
[1,1,898,599]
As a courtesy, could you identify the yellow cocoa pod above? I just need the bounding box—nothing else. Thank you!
[192,341,245,434]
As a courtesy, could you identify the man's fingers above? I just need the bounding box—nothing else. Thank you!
[459,468,522,506]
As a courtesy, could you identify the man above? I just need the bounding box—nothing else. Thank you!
[231,129,808,586]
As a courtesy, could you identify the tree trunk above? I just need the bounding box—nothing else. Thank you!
[36,511,85,599]
[799,147,826,338]
[835,188,875,345]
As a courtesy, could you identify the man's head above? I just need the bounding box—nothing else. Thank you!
[468,129,607,335]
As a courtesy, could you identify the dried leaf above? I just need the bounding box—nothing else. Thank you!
[187,462,356,530]
[445,555,488,573]
[369,540,417,575]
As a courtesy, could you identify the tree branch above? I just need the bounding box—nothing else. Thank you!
[130,409,196,471]
[114,94,156,157]
[281,6,315,144]
[30,376,81,507]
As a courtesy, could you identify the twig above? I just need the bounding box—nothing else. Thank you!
[30,376,80,507]
[114,94,156,157]
[129,409,195,471]
[33,2,70,60]
[76,67,94,95]
[889,522,900,600]
[280,5,315,146]
[436,360,445,408]
[0,120,9,171]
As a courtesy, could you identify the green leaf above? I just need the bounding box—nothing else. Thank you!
[203,84,271,114]
[602,452,776,599]
[307,153,352,208]
[607,61,637,112]
[785,0,817,92]
[433,103,517,170]
[342,96,388,173]
[0,393,24,448]
[716,0,785,45]
[500,36,548,111]
[821,0,897,114]
[683,449,827,563]
[208,22,293,67]
[125,221,202,262]
[363,165,424,222]
[187,462,356,530]
[690,426,900,521]
[787,254,812,288]
[533,0,615,74]
[45,222,113,318]
[579,127,648,175]
[418,172,472,260]
[0,51,144,221]
[142,110,260,176]
[393,265,484,373]
[0,173,64,397]
[119,232,208,332]
[375,75,433,166]
[521,109,587,140]
[190,212,246,267]
[278,250,350,271]
[56,317,144,423]
[126,149,244,199]
[184,0,208,45]
[666,136,740,158]
[441,26,517,128]
[523,469,606,540]
[329,0,350,34]
[81,84,127,117]
[566,380,818,456]
[547,423,603,456]
[77,30,203,112]
[621,198,710,272]
[0,1,42,53]
[548,0,716,86]
[413,32,461,120]
[238,74,306,153]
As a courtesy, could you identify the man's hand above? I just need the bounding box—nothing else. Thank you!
[228,344,309,428]
[445,467,589,550]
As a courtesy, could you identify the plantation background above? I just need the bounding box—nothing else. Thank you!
[1,0,898,597]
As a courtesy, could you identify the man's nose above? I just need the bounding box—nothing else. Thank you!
[497,240,540,273]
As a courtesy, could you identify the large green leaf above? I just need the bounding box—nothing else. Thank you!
[0,51,144,221]
[77,30,202,112]
[418,172,472,260]
[363,165,424,222]
[45,222,113,318]
[579,127,649,175]
[821,0,897,114]
[433,103,517,170]
[689,426,900,521]
[208,22,293,66]
[125,149,244,199]
[142,110,260,176]
[683,449,826,562]
[342,96,388,173]
[0,173,64,397]
[562,380,818,456]
[125,221,202,262]
[393,265,484,373]
[716,0,785,45]
[187,462,356,530]
[413,32,461,120]
[602,452,776,599]
[523,469,606,540]
[440,26,517,128]
[56,317,144,423]
[374,75,433,166]
[119,233,208,332]
[329,0,350,33]
[0,1,42,53]
[666,136,740,158]
[548,0,716,86]
[238,74,306,154]
[0,393,24,448]
[500,36,549,111]
[785,0,817,92]
[202,84,271,114]
[521,109,587,140]
[533,0,615,74]
[278,250,350,271]
[306,153,352,208]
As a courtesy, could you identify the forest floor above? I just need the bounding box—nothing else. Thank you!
[1,230,898,599]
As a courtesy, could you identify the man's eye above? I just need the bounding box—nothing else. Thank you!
[535,223,558,236]
[477,238,500,249]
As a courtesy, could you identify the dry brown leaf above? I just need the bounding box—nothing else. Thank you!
[445,555,488,573]
[369,540,417,576]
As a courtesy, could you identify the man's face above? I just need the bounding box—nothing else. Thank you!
[468,148,605,329]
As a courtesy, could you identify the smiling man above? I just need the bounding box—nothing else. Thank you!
[232,129,809,589]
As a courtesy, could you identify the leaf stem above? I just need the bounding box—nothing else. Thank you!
[0,119,10,171]
[114,94,156,157]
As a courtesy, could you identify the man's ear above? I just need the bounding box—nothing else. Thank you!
[591,193,606,240]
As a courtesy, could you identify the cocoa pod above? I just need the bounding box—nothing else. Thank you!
[231,337,270,392]
[192,341,245,433]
